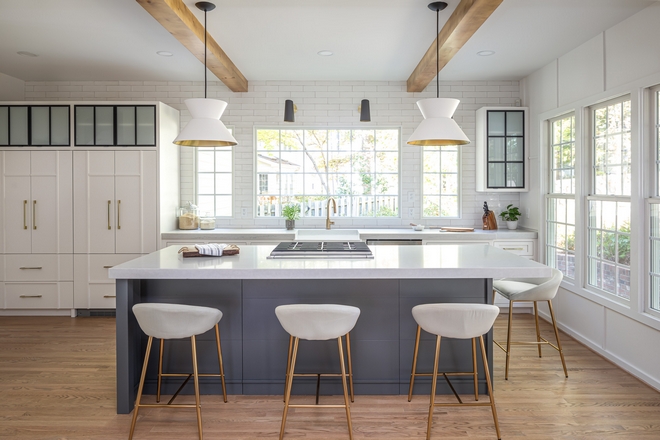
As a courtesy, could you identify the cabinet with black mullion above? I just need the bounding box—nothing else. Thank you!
[74,105,156,147]
[0,105,70,146]
[476,106,529,192]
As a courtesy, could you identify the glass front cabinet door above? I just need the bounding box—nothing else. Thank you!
[476,106,528,192]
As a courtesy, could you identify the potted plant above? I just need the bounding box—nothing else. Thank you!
[282,203,301,230]
[499,204,522,230]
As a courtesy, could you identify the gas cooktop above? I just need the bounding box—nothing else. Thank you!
[267,241,374,259]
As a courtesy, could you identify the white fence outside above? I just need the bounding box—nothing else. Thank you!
[256,196,398,218]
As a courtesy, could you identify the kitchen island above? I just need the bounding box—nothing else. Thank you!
[109,244,551,414]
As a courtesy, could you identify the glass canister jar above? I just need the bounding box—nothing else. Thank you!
[177,202,199,230]
[200,212,216,230]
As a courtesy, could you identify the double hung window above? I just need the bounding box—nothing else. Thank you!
[422,145,460,217]
[546,114,576,279]
[649,88,660,313]
[587,97,632,300]
[196,139,233,217]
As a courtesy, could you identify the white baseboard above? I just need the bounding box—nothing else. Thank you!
[0,309,73,316]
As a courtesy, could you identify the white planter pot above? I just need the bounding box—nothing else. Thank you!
[506,220,518,230]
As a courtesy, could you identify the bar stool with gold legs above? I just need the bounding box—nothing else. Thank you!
[493,268,568,380]
[275,304,360,440]
[129,303,228,440]
[410,303,501,440]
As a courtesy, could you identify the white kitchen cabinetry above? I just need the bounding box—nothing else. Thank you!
[0,150,73,254]
[73,150,158,254]
[476,107,529,192]
[73,254,138,309]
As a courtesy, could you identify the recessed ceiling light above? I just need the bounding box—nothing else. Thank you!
[17,51,38,57]
[477,50,495,57]
[317,50,333,57]
[156,51,174,57]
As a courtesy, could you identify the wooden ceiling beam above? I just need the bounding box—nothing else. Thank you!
[407,0,503,93]
[137,0,248,93]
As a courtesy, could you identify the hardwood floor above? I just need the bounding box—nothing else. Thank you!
[1,315,659,439]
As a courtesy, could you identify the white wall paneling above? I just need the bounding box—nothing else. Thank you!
[558,34,605,107]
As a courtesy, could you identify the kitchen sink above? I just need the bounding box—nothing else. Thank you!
[294,229,361,241]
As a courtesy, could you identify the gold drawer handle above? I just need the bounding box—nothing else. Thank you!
[20,266,43,270]
[108,200,112,230]
[103,265,114,269]
[33,200,37,230]
[20,294,42,298]
[117,200,121,230]
[103,295,116,298]
[502,247,524,251]
[23,200,28,229]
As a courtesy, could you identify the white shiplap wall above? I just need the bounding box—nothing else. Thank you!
[24,79,521,228]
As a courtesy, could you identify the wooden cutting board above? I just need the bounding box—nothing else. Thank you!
[439,227,474,232]
[178,244,240,258]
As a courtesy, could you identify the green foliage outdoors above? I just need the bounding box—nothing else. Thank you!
[499,204,521,222]
[601,221,631,266]
[281,204,301,221]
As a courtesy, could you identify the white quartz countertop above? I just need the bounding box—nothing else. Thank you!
[108,244,551,280]
[162,228,537,241]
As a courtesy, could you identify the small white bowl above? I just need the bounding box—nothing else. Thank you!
[412,224,425,231]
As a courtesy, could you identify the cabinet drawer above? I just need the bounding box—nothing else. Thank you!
[5,254,73,281]
[493,241,534,256]
[88,284,117,309]
[88,254,138,283]
[5,282,73,309]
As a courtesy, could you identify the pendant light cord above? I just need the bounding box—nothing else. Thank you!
[204,8,208,99]
[436,7,439,99]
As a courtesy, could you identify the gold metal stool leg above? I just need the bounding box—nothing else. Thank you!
[505,300,513,380]
[533,301,542,358]
[472,337,479,401]
[338,336,354,440]
[548,300,568,378]
[129,336,153,440]
[479,335,501,440]
[214,323,228,403]
[190,335,203,440]
[345,333,355,403]
[408,324,422,401]
[426,335,441,440]
[283,335,293,403]
[157,338,164,403]
[280,337,299,440]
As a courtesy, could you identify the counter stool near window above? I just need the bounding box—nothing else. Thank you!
[409,303,501,440]
[129,303,228,440]
[275,304,360,440]
[493,268,568,380]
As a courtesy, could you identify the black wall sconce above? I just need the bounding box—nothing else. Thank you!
[359,99,371,122]
[284,99,297,122]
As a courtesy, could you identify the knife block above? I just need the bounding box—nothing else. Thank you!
[482,210,498,230]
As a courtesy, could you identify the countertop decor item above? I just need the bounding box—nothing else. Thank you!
[178,201,200,230]
[178,244,240,258]
[499,204,521,230]
[282,203,301,230]
[482,201,498,230]
[173,1,237,147]
[407,2,469,147]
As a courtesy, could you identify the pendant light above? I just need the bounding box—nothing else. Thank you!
[174,1,237,147]
[407,2,469,146]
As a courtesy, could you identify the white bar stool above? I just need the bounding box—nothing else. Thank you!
[275,304,360,440]
[409,303,501,440]
[129,303,228,440]
[493,268,568,380]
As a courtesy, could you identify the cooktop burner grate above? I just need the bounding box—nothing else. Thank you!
[268,241,373,259]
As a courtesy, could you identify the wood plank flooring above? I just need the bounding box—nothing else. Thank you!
[1,315,659,439]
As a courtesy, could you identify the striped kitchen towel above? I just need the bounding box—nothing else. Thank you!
[195,243,227,256]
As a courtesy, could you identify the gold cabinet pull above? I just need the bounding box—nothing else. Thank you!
[107,200,111,230]
[502,247,524,251]
[33,200,37,230]
[19,266,43,270]
[23,200,28,229]
[103,295,117,298]
[117,200,121,230]
[103,265,114,269]
[20,294,42,298]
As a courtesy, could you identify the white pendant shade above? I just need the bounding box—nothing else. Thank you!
[174,98,237,147]
[407,98,470,146]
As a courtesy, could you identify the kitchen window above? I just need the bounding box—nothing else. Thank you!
[649,87,660,315]
[254,128,399,218]
[546,113,576,279]
[196,133,233,217]
[422,145,460,217]
[587,97,632,300]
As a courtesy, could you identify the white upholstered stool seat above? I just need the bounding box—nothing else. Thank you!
[408,303,501,440]
[493,268,568,380]
[275,304,360,440]
[129,303,228,440]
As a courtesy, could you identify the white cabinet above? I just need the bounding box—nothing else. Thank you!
[73,254,137,309]
[73,150,158,254]
[0,151,73,254]
[476,107,528,192]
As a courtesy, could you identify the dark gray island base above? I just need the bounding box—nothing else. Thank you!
[115,277,494,414]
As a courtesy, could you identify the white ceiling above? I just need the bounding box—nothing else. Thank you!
[0,0,655,84]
